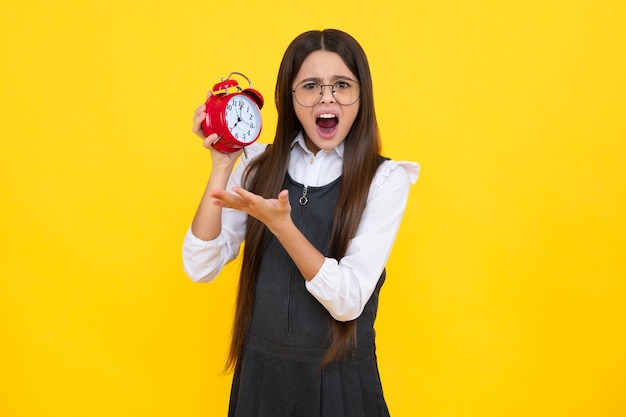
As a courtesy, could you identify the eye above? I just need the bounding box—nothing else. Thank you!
[301,82,319,90]
[334,79,355,89]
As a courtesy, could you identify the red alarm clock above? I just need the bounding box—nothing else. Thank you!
[201,72,264,153]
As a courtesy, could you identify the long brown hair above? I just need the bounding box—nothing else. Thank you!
[225,29,382,372]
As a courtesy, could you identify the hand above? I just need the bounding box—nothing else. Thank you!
[210,187,293,233]
[192,92,243,168]
[212,186,324,281]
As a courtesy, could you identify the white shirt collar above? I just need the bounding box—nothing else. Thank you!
[291,131,345,159]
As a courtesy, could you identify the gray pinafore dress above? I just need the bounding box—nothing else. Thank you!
[228,173,390,417]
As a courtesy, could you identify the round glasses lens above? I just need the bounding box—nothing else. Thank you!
[293,79,360,107]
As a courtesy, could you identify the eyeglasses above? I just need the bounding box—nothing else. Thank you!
[292,79,360,107]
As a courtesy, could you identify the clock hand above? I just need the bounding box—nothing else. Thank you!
[229,110,243,131]
[235,107,244,127]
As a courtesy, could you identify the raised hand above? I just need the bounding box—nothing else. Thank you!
[192,95,243,168]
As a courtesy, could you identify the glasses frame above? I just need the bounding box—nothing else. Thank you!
[291,78,361,107]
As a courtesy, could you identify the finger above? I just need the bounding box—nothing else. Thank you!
[209,188,224,199]
[194,103,206,115]
[193,120,205,137]
[210,189,241,207]
[277,189,289,202]
[193,104,206,122]
[192,104,207,137]
[202,133,219,148]
[230,186,256,202]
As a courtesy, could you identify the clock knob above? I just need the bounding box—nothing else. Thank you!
[213,79,239,92]
[242,88,264,109]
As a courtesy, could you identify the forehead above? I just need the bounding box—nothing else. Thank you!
[294,50,357,82]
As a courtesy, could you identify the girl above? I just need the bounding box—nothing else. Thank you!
[183,29,419,417]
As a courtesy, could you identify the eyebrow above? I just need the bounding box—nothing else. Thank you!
[297,75,357,83]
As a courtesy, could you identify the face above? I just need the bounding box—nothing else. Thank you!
[292,50,360,153]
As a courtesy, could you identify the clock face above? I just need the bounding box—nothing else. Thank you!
[224,95,262,143]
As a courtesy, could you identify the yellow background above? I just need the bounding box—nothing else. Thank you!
[1,1,625,416]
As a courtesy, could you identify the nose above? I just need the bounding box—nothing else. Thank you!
[319,84,335,103]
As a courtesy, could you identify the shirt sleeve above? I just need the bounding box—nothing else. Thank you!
[181,143,267,282]
[304,160,420,321]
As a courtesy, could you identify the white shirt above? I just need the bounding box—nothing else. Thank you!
[183,131,419,321]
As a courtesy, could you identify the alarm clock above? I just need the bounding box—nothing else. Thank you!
[201,72,264,153]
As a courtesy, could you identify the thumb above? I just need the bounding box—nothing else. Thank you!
[203,133,219,149]
[277,189,290,207]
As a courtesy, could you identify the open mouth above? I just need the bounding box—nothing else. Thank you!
[315,113,338,137]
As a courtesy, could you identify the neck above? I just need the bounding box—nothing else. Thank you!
[303,134,320,154]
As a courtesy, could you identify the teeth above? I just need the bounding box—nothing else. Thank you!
[317,114,336,119]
